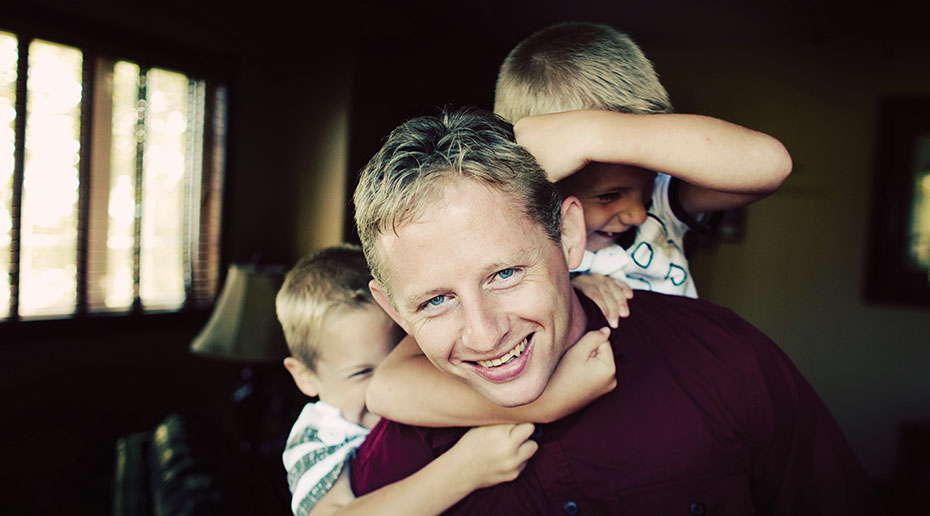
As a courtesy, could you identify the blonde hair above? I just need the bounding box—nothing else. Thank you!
[494,21,672,122]
[353,107,562,296]
[275,244,374,370]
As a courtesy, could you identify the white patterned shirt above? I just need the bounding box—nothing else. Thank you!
[573,173,701,298]
[282,401,369,516]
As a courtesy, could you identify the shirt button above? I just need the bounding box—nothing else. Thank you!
[690,501,706,515]
[562,501,579,515]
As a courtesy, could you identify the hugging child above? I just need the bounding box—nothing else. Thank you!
[363,20,793,431]
[495,21,792,302]
[276,244,539,516]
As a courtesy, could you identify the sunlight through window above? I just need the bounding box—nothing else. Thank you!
[910,136,930,273]
[100,61,140,310]
[0,32,16,319]
[0,27,226,322]
[20,40,82,317]
[140,69,194,309]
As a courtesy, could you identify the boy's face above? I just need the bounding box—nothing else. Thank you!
[310,304,402,429]
[557,163,656,252]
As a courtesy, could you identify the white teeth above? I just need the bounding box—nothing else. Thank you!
[476,336,529,368]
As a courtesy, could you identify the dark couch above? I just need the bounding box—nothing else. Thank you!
[112,413,243,516]
[112,409,294,516]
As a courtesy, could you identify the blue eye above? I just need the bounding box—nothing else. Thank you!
[497,268,515,279]
[427,295,445,307]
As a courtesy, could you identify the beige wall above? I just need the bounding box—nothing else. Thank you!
[223,40,354,266]
[291,64,353,257]
[646,40,930,478]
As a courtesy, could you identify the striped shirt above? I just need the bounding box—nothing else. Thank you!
[283,401,369,516]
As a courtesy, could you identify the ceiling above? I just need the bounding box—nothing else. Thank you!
[13,0,930,55]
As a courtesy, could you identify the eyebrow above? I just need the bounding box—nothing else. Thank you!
[402,288,447,313]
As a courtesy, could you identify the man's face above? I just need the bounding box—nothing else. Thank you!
[558,163,655,252]
[370,179,587,407]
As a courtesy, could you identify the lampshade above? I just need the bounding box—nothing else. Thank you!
[190,263,289,362]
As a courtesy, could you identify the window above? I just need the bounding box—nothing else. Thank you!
[0,28,227,321]
[865,97,930,306]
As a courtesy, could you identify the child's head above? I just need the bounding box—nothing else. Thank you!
[494,22,670,251]
[556,163,656,252]
[276,244,403,428]
[493,21,672,124]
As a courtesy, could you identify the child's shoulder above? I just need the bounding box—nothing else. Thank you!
[288,401,368,445]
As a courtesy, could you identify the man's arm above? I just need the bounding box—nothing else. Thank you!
[684,300,887,515]
[747,339,886,514]
[513,109,793,216]
[309,423,538,516]
[366,328,615,427]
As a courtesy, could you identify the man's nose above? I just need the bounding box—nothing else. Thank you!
[460,295,506,353]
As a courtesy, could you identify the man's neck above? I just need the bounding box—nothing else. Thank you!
[563,289,590,355]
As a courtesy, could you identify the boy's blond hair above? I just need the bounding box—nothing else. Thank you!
[275,244,374,370]
[494,21,673,122]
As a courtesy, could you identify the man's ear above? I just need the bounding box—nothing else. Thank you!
[283,356,320,398]
[369,280,411,334]
[560,196,587,270]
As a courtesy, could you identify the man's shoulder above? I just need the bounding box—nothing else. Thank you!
[604,291,778,371]
[350,418,466,496]
[626,290,743,321]
[584,289,754,337]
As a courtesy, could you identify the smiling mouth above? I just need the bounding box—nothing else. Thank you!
[475,335,531,368]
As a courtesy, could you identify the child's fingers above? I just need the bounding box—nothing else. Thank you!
[604,309,620,329]
[595,341,618,394]
[593,341,617,370]
[509,422,536,443]
[602,289,621,328]
[620,281,634,299]
[602,283,630,324]
[617,297,630,319]
[516,438,539,462]
[611,289,630,321]
[577,327,611,354]
[585,289,616,327]
[594,340,614,358]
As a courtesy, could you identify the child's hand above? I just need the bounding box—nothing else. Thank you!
[528,327,616,423]
[556,326,617,398]
[513,111,594,182]
[572,273,633,328]
[451,422,539,490]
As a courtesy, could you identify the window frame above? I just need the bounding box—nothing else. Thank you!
[0,7,236,327]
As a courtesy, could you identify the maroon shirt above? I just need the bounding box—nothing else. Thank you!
[351,291,883,515]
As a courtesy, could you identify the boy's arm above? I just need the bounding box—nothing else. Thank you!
[366,328,615,427]
[310,423,538,516]
[513,109,793,216]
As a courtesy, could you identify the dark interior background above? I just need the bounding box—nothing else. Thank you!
[2,1,929,514]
